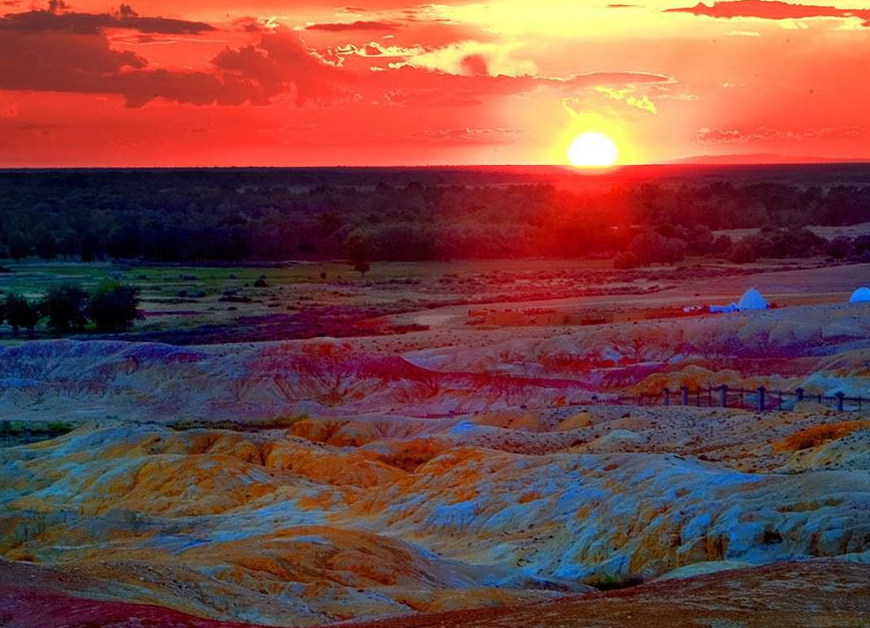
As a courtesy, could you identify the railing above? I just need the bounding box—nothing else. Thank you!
[402,386,864,420]
[615,385,865,413]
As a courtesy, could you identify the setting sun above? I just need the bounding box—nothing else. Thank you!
[568,132,619,168]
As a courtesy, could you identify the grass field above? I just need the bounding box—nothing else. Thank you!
[0,255,862,345]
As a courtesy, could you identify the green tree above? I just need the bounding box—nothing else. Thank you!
[6,294,42,337]
[613,251,640,269]
[344,232,373,277]
[7,232,31,261]
[40,285,88,335]
[35,233,58,260]
[86,282,142,332]
[729,241,757,264]
[81,232,102,262]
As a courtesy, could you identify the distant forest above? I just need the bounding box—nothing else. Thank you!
[2,166,870,265]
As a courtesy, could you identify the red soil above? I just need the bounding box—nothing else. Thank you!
[3,560,868,628]
[0,584,261,628]
[330,560,870,628]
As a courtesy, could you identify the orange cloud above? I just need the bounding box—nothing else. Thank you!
[594,86,658,114]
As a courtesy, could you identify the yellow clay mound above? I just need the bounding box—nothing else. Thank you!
[775,420,870,452]
[558,411,592,431]
[373,438,449,472]
[289,418,381,447]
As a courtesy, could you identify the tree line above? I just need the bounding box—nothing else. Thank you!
[1,168,869,264]
[0,282,141,338]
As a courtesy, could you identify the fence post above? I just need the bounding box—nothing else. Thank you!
[757,386,766,412]
[681,385,689,406]
[663,387,670,406]
[708,386,713,407]
[836,392,845,412]
[796,387,804,402]
[720,385,728,408]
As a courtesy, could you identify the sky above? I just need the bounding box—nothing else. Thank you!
[0,0,869,166]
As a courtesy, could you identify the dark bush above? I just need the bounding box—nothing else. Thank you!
[728,241,757,264]
[629,232,686,266]
[826,236,853,260]
[86,282,142,332]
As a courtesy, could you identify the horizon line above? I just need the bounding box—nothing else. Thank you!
[3,160,870,171]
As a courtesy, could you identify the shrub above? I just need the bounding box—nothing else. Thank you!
[628,232,686,266]
[5,294,41,337]
[613,251,640,269]
[86,281,142,332]
[583,573,644,590]
[728,241,757,264]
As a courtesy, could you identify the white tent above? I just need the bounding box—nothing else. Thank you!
[737,288,768,311]
[850,286,870,304]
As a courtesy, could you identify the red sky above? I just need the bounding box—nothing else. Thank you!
[0,0,868,166]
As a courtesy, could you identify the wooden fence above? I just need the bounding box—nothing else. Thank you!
[615,385,865,413]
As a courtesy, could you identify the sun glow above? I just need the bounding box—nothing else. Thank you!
[567,132,619,168]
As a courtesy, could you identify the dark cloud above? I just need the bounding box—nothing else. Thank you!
[306,20,401,32]
[0,31,242,107]
[214,33,351,105]
[0,3,214,35]
[0,1,674,113]
[667,1,870,23]
[0,27,348,107]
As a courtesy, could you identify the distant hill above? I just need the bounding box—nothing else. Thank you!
[669,153,870,166]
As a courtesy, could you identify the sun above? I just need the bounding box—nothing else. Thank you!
[567,132,619,168]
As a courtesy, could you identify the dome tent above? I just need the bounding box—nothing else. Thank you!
[850,286,870,304]
[737,288,768,311]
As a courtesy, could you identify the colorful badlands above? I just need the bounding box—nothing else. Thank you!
[2,301,870,626]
